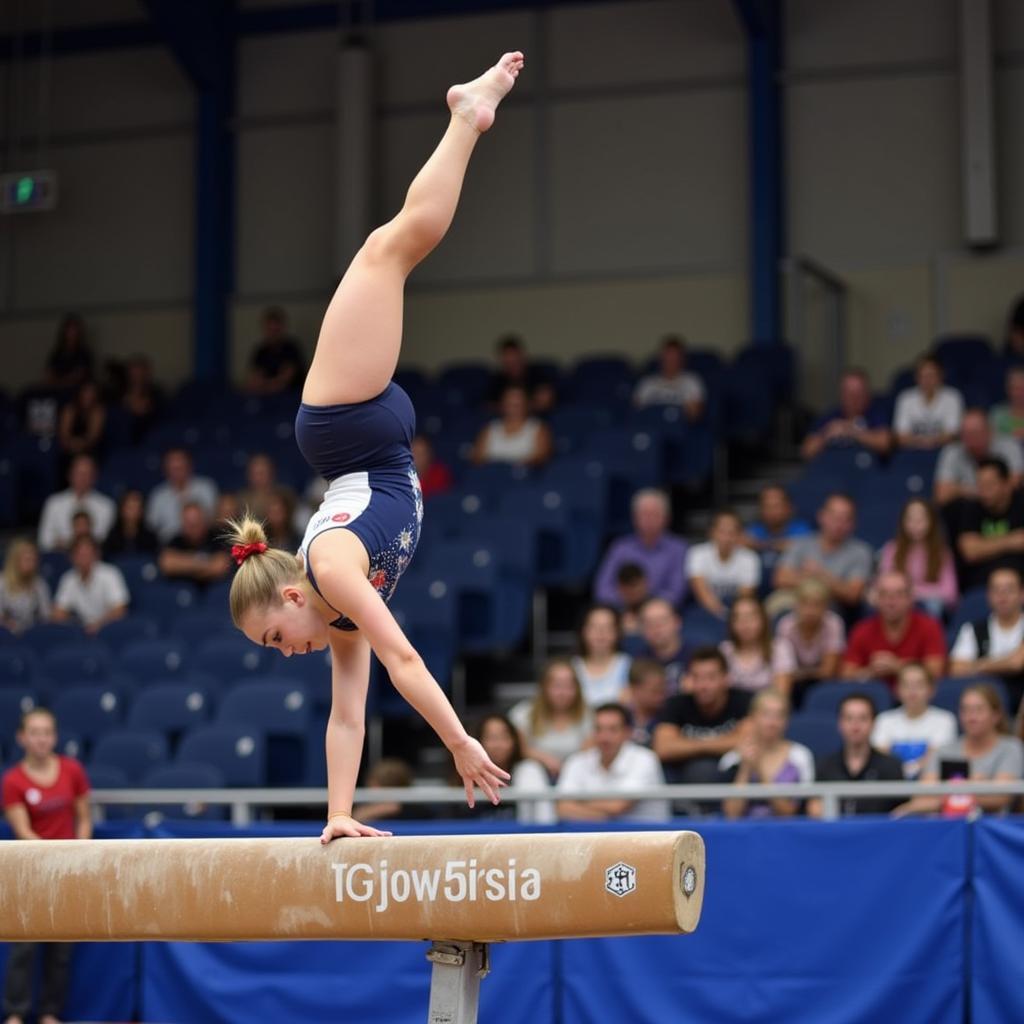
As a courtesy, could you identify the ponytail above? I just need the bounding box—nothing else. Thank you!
[224,514,304,626]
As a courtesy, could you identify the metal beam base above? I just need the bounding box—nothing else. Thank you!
[426,941,490,1024]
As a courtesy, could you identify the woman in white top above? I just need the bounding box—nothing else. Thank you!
[571,604,632,706]
[719,595,796,696]
[893,354,963,449]
[871,662,958,779]
[508,658,592,779]
[476,714,555,825]
[685,510,761,618]
[471,384,552,466]
[0,538,52,634]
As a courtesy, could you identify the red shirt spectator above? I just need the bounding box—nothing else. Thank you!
[412,435,454,500]
[2,755,90,840]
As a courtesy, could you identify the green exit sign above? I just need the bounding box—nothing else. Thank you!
[0,170,57,213]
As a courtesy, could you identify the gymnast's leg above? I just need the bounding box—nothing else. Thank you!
[302,50,525,408]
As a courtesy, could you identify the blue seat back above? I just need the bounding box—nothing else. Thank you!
[177,725,266,787]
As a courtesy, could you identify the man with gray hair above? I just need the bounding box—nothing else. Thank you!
[593,488,688,608]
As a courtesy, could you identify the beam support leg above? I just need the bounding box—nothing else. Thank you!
[426,941,490,1024]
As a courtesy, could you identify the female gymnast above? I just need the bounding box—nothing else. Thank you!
[227,51,525,843]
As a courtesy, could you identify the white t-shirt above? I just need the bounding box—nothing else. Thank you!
[54,563,130,626]
[893,387,963,438]
[556,742,670,821]
[508,700,592,766]
[37,489,116,551]
[480,419,542,464]
[146,477,219,543]
[511,759,556,825]
[685,542,761,598]
[570,653,632,707]
[633,373,706,409]
[871,706,960,778]
[950,615,1024,663]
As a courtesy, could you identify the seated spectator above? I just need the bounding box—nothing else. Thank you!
[686,509,761,618]
[215,491,242,527]
[245,306,306,395]
[264,491,300,551]
[842,570,946,689]
[615,563,649,636]
[775,579,846,698]
[508,659,592,779]
[37,454,116,553]
[633,335,705,421]
[43,313,93,392]
[620,659,668,747]
[893,354,963,449]
[951,457,1024,591]
[487,334,556,413]
[720,689,814,819]
[571,604,632,707]
[743,484,813,566]
[877,498,958,617]
[103,489,159,558]
[157,502,232,588]
[950,567,1024,715]
[56,379,107,478]
[557,703,670,822]
[800,368,891,461]
[473,714,555,825]
[352,758,435,822]
[892,683,1024,817]
[1003,291,1024,361]
[51,535,129,634]
[120,354,164,443]
[872,662,958,779]
[807,693,905,817]
[934,409,1023,505]
[471,384,552,467]
[411,435,453,501]
[653,646,751,785]
[594,488,687,609]
[236,453,297,524]
[626,597,689,691]
[0,539,52,634]
[69,510,94,548]
[989,365,1024,441]
[720,595,796,696]
[146,448,219,543]
[770,493,873,617]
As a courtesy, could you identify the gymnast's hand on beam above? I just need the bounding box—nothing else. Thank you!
[320,813,393,844]
[450,736,511,808]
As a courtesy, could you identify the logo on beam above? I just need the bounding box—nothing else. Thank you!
[605,862,637,898]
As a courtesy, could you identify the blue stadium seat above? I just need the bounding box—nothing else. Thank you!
[131,579,202,617]
[422,489,490,540]
[95,614,161,653]
[127,683,213,743]
[883,449,939,499]
[38,551,70,589]
[0,453,17,526]
[681,606,727,648]
[0,647,38,686]
[110,554,162,598]
[933,333,995,386]
[539,456,609,537]
[436,362,492,408]
[193,635,268,680]
[270,647,333,695]
[90,729,169,779]
[456,462,534,507]
[933,676,1010,716]
[547,405,614,456]
[566,356,634,408]
[786,713,840,758]
[97,449,163,494]
[786,473,846,522]
[0,625,16,646]
[0,689,40,748]
[42,644,110,685]
[18,622,84,656]
[84,764,129,790]
[141,762,228,820]
[804,447,878,489]
[176,725,266,787]
[854,500,901,551]
[947,587,990,641]
[50,685,123,748]
[119,639,190,680]
[802,680,894,717]
[168,609,236,649]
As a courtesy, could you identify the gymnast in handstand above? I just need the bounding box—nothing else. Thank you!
[227,51,525,842]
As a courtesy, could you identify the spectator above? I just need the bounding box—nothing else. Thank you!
[720,595,797,696]
[771,493,873,616]
[627,597,689,691]
[841,570,946,688]
[633,335,705,422]
[720,689,814,819]
[69,510,94,547]
[893,354,963,449]
[934,408,1023,505]
[615,563,649,636]
[0,539,52,634]
[775,579,847,697]
[352,758,435,822]
[120,354,164,443]
[571,604,632,707]
[215,491,242,528]
[51,535,129,634]
[43,313,93,392]
[807,694,905,817]
[37,454,116,553]
[557,703,670,822]
[103,489,159,558]
[800,368,891,461]
[949,567,1024,715]
[245,306,306,395]
[876,498,958,617]
[989,365,1024,441]
[620,658,668,747]
[146,447,218,543]
[508,659,592,779]
[653,646,751,785]
[237,453,297,524]
[2,707,91,1024]
[473,714,555,825]
[743,484,813,565]
[686,509,761,618]
[1003,292,1024,360]
[594,488,688,609]
[157,501,232,588]
[951,456,1024,590]
[264,491,300,551]
[471,384,552,467]
[487,334,556,413]
[893,683,1024,817]
[872,662,957,779]
[411,435,454,501]
[56,379,107,477]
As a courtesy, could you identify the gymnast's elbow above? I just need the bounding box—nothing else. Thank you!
[381,645,428,692]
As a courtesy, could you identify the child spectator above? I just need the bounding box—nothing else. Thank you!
[615,563,649,635]
[473,714,555,825]
[146,447,219,543]
[686,509,761,618]
[245,306,306,395]
[51,535,129,634]
[571,604,632,707]
[412,435,454,501]
[471,384,552,467]
[989,365,1024,441]
[37,454,116,553]
[892,354,963,449]
[0,539,52,634]
[621,658,668,747]
[56,378,107,478]
[352,758,435,822]
[720,595,796,696]
[633,335,705,422]
[775,579,846,697]
[103,489,159,557]
[157,501,232,588]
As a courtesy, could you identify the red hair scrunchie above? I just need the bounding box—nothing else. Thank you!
[232,541,268,566]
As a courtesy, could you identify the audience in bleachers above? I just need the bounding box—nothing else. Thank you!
[244,306,306,395]
[620,658,668,747]
[69,510,95,549]
[411,435,453,501]
[800,368,891,461]
[593,488,687,609]
[721,688,814,819]
[686,509,761,618]
[487,334,556,413]
[103,489,159,558]
[628,597,689,691]
[720,596,796,696]
[570,604,632,706]
[43,313,94,392]
[215,491,242,528]
[37,455,115,553]
[51,535,129,634]
[56,379,107,477]
[871,662,957,780]
[806,694,904,818]
[471,384,553,467]
[934,409,1023,505]
[146,447,219,543]
[119,354,164,443]
[556,703,669,822]
[157,501,232,589]
[352,758,435,822]
[1004,293,1024,360]
[508,659,592,780]
[632,335,705,422]
[237,453,297,524]
[473,714,555,825]
[0,538,52,634]
[263,491,300,551]
[988,365,1024,441]
[614,563,649,635]
[876,498,958,617]
[774,579,846,697]
[742,484,812,572]
[892,354,962,450]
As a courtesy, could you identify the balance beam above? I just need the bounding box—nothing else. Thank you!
[0,831,703,943]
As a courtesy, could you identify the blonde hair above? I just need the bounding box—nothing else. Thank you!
[529,658,586,735]
[2,538,38,594]
[225,514,304,627]
[751,687,790,716]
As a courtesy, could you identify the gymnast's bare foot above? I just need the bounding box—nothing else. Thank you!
[447,51,524,133]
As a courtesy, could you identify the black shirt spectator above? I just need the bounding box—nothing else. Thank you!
[158,502,231,587]
[246,307,306,395]
[120,355,164,442]
[953,457,1024,589]
[813,748,905,816]
[56,379,107,478]
[104,489,160,558]
[487,334,556,412]
[44,313,94,392]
